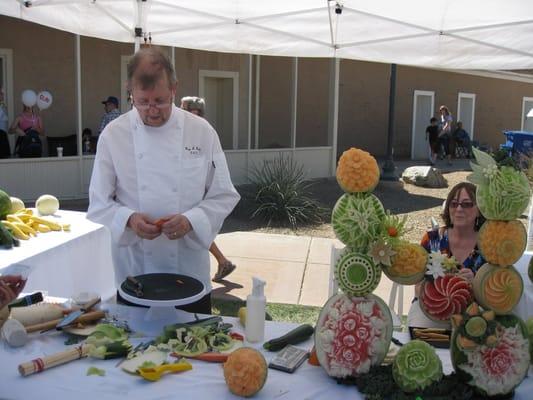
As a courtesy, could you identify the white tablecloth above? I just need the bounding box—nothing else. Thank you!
[0,210,116,301]
[0,304,531,400]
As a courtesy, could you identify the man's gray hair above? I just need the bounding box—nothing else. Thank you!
[181,96,205,117]
[127,47,177,90]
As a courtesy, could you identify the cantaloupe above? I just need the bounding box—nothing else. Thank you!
[223,347,267,397]
[336,147,380,193]
[315,293,393,378]
[331,192,385,252]
[451,312,530,397]
[383,241,427,285]
[392,339,443,393]
[477,220,526,266]
[472,263,523,315]
[334,250,381,296]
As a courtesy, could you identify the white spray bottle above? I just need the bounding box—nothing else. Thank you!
[245,277,266,343]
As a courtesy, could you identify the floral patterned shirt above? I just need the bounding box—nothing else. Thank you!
[420,228,485,274]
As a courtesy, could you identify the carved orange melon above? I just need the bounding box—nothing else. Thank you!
[223,347,267,397]
[473,263,523,315]
[336,147,380,193]
[384,241,427,285]
[478,220,526,266]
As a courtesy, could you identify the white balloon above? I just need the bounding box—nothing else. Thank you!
[37,91,53,110]
[21,90,37,107]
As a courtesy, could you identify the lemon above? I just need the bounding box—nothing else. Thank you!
[238,307,247,327]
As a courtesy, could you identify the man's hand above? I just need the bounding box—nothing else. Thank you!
[127,212,161,240]
[0,275,26,309]
[159,214,192,240]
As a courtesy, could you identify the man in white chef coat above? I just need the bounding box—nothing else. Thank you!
[87,47,240,313]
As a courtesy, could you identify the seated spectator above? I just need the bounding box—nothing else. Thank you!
[9,103,44,158]
[453,121,471,157]
[98,96,121,135]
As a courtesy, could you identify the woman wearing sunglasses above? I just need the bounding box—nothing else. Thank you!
[407,182,486,328]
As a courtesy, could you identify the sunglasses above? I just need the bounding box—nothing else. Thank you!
[450,200,475,209]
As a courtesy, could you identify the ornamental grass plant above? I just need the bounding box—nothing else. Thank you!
[245,154,326,229]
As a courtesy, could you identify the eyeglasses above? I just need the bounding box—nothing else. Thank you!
[134,101,173,111]
[450,200,475,209]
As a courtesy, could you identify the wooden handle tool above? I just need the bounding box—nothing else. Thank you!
[25,310,105,333]
[18,344,91,377]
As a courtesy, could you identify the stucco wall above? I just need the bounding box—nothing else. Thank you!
[0,16,76,140]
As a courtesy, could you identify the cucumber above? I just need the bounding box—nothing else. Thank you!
[0,221,15,249]
[263,324,314,351]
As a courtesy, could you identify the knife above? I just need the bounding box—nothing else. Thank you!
[55,297,101,330]
[126,276,144,297]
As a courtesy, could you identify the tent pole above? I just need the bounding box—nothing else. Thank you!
[381,63,398,180]
[328,57,340,175]
[75,34,84,195]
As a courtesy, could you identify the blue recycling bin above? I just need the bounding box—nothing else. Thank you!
[502,130,533,155]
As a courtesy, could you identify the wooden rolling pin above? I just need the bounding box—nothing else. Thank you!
[18,344,91,377]
[24,310,105,333]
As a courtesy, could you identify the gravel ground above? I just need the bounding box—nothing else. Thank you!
[222,170,529,243]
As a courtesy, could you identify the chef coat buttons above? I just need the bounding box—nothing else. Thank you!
[138,153,144,159]
[170,253,176,258]
[172,187,178,192]
[146,251,153,256]
[140,185,147,191]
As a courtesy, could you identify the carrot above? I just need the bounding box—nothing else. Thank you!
[308,346,320,366]
[171,352,229,363]
[229,332,244,341]
[154,218,169,228]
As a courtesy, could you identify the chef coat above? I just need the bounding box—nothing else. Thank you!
[87,105,240,292]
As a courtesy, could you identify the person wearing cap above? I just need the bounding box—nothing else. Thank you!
[98,96,121,135]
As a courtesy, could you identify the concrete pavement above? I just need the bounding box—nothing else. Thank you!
[209,232,414,315]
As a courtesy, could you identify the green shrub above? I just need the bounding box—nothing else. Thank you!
[245,154,325,229]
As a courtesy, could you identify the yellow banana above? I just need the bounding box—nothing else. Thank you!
[61,224,71,232]
[6,215,25,224]
[35,224,51,233]
[13,222,37,236]
[15,214,32,223]
[29,216,62,231]
[15,208,33,215]
[2,221,30,240]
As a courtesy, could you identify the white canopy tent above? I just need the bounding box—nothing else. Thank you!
[2,0,533,198]
[2,0,533,70]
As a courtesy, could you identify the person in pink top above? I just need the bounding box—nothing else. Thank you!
[9,104,45,157]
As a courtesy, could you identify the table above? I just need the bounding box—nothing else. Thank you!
[0,210,116,301]
[0,304,531,400]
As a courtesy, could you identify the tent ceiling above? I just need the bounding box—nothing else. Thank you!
[3,0,533,69]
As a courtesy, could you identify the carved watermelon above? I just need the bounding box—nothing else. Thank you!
[331,193,385,252]
[336,147,380,193]
[419,275,473,321]
[383,241,427,285]
[451,311,530,397]
[475,166,530,221]
[315,293,393,378]
[478,220,527,266]
[392,339,443,393]
[334,250,381,296]
[472,263,523,315]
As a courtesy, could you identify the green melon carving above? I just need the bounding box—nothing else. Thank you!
[468,148,531,220]
[392,339,443,393]
[332,193,385,252]
[335,250,381,296]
